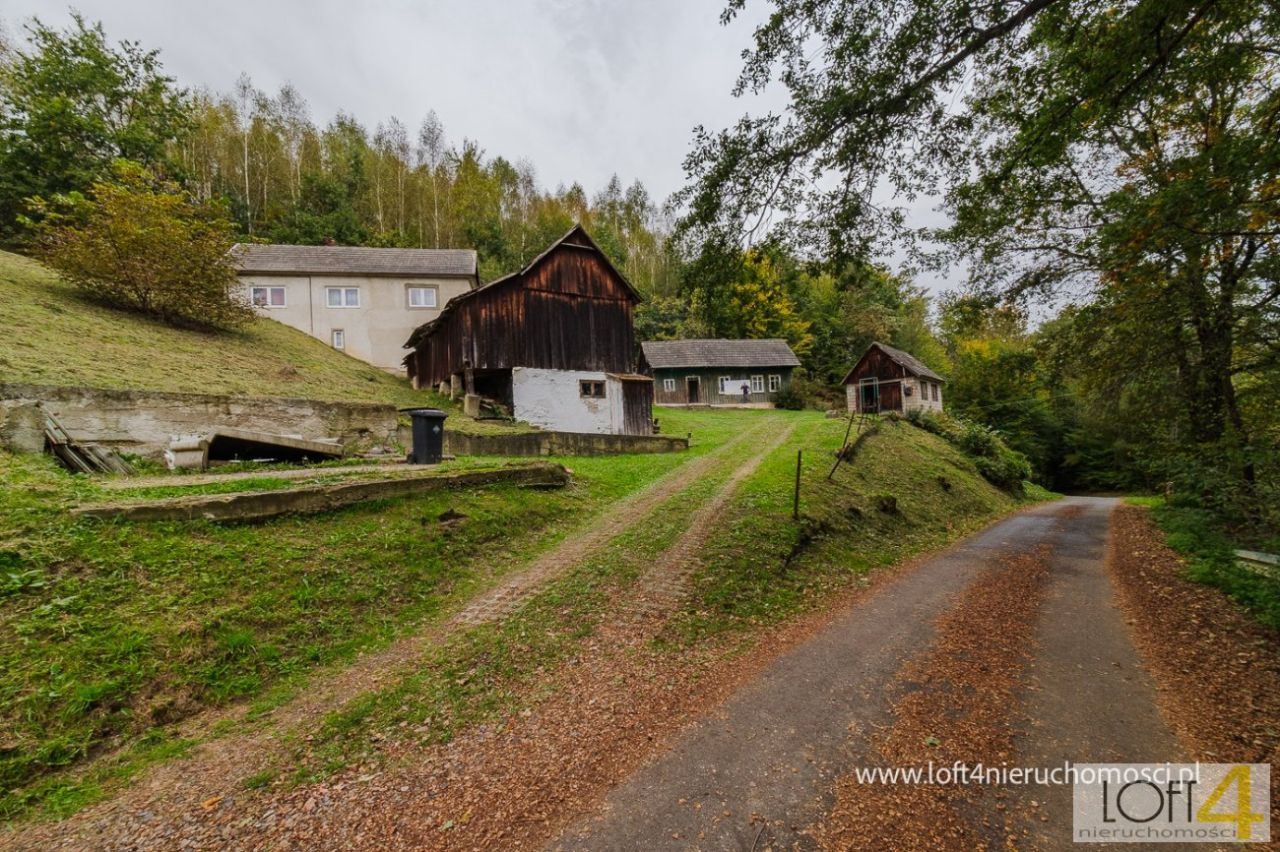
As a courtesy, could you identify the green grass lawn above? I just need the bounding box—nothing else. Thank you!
[0,408,740,820]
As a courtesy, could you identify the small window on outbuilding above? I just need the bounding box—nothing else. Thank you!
[663,378,675,392]
[768,374,781,392]
[932,383,940,401]
[331,329,345,350]
[580,380,606,399]
[750,375,764,393]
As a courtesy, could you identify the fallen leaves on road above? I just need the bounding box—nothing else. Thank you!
[816,548,1052,851]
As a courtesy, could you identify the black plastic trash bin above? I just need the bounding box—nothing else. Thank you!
[402,408,447,464]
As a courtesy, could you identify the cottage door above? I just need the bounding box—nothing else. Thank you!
[686,377,700,404]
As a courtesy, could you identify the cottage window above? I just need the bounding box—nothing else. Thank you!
[717,376,735,395]
[251,286,286,308]
[326,287,360,308]
[663,378,676,392]
[579,380,606,399]
[932,383,940,402]
[768,374,781,392]
[407,285,437,308]
[904,384,913,397]
[750,375,764,393]
[331,329,345,350]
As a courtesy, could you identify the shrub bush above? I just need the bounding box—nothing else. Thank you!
[905,408,1032,492]
[772,383,807,410]
[31,161,252,330]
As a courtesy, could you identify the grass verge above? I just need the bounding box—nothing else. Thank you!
[1126,496,1280,630]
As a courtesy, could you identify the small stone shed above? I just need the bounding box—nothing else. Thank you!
[641,339,801,407]
[843,342,945,414]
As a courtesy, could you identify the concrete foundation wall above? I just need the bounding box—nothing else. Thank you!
[0,384,399,458]
[511,367,625,434]
[445,429,687,457]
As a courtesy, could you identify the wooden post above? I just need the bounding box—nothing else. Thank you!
[793,449,802,520]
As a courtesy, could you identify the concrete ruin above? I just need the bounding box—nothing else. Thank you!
[0,384,399,460]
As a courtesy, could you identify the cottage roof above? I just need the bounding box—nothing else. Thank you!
[231,244,478,278]
[640,338,802,370]
[845,342,945,383]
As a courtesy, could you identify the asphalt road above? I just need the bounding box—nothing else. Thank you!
[552,497,1182,851]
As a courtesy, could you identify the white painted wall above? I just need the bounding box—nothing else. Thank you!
[510,368,627,434]
[235,273,474,372]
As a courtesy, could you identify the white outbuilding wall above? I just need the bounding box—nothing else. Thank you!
[511,367,627,434]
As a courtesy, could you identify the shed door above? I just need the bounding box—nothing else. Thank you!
[686,376,700,404]
[859,378,880,412]
[622,379,654,436]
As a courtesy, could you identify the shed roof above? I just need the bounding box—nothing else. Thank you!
[844,342,945,383]
[231,244,478,278]
[641,338,802,369]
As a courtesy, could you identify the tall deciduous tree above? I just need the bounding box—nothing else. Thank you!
[0,14,188,242]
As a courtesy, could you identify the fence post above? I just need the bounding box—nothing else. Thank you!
[793,449,803,520]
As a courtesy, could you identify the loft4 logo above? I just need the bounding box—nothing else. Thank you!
[1073,763,1271,844]
[1196,765,1267,840]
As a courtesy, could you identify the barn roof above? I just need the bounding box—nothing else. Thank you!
[402,224,638,351]
[641,338,802,369]
[845,342,945,383]
[231,244,478,278]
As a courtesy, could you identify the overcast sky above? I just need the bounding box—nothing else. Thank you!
[1,0,957,292]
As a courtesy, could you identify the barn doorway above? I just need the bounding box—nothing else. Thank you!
[686,376,701,404]
[859,378,880,412]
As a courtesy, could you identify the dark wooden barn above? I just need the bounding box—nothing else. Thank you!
[403,225,653,436]
[842,342,945,415]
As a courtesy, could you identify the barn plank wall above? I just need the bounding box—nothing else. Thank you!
[845,347,907,412]
[408,241,637,387]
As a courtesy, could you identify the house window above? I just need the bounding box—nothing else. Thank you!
[932,382,940,402]
[904,384,914,397]
[407,285,437,309]
[768,374,781,392]
[579,380,606,399]
[331,329,345,350]
[251,286,286,308]
[717,376,734,395]
[750,375,764,393]
[663,378,676,392]
[326,287,360,308]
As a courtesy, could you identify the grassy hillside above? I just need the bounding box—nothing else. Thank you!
[0,250,428,406]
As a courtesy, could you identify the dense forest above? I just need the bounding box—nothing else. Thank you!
[0,10,1275,544]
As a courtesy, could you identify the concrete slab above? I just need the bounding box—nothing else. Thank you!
[72,463,569,523]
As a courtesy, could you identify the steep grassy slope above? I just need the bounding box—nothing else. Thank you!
[0,250,427,406]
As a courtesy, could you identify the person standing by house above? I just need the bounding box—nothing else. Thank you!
[741,381,750,403]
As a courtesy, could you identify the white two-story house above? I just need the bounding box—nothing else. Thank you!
[231,244,479,371]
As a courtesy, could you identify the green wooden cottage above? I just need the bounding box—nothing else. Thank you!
[641,338,801,407]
